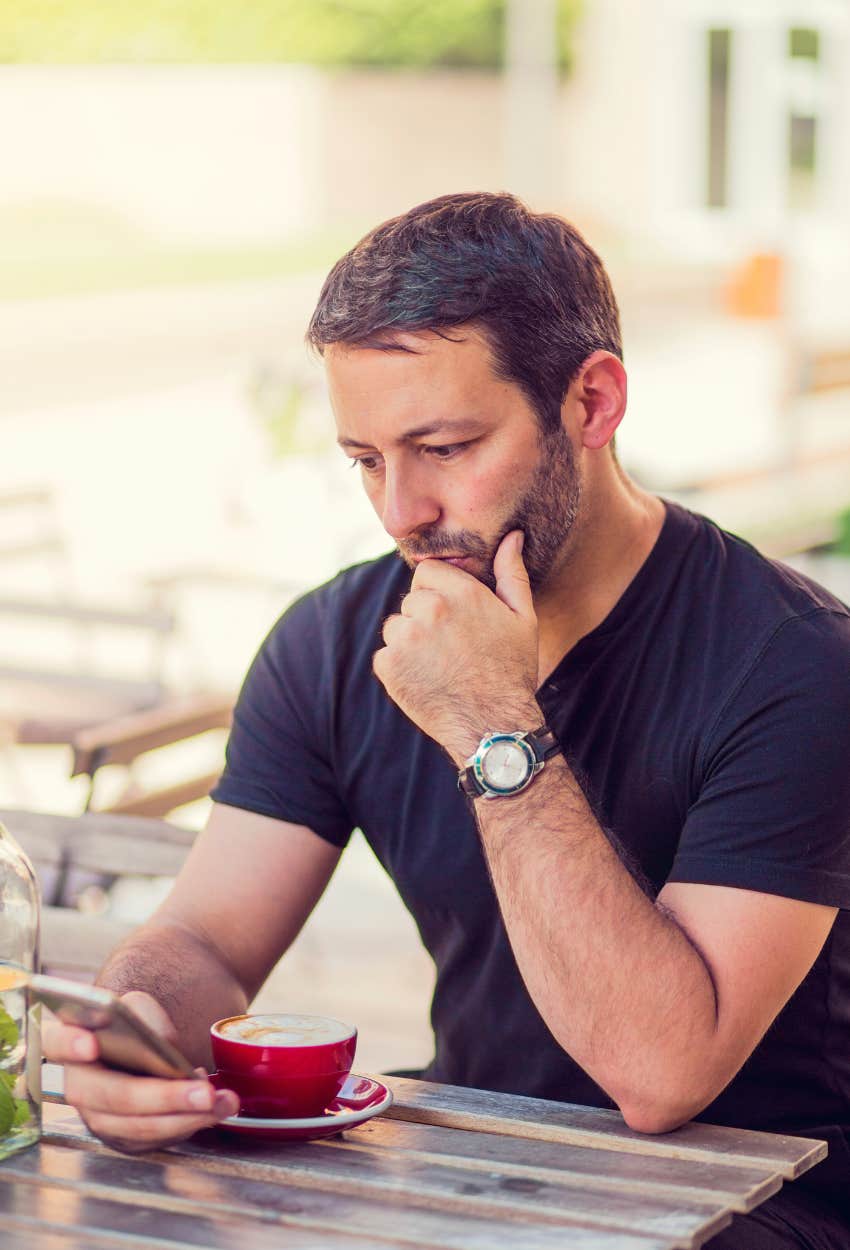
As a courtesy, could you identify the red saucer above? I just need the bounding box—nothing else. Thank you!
[213,1074,392,1141]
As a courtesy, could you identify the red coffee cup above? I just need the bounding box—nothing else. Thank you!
[209,1013,357,1119]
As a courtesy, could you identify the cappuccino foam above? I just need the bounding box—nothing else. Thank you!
[216,1013,353,1047]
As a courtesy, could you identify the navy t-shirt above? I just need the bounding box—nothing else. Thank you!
[211,501,850,1209]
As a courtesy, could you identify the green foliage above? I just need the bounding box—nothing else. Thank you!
[0,0,580,71]
[0,1081,15,1136]
[0,1003,29,1137]
[834,508,850,557]
[12,1097,31,1127]
[0,1003,18,1053]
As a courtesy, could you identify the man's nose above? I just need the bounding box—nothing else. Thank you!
[380,464,440,543]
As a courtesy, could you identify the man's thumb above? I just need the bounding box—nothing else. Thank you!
[121,990,178,1043]
[494,530,533,615]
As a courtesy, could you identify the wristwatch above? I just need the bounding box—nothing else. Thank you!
[457,724,560,800]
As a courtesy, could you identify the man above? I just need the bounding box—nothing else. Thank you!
[47,193,850,1248]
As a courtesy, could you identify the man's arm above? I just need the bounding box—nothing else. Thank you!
[96,803,342,1065]
[470,752,837,1133]
[45,803,342,1151]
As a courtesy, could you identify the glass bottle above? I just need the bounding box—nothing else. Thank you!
[0,820,41,1159]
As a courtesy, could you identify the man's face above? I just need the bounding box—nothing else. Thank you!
[326,329,581,592]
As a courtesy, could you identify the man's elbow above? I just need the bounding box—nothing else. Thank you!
[601,1041,731,1135]
[619,1100,693,1135]
[615,1081,717,1135]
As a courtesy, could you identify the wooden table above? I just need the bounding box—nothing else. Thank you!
[0,1075,827,1249]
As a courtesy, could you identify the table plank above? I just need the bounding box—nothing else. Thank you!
[381,1077,827,1179]
[7,1125,678,1250]
[0,1182,372,1250]
[0,1230,123,1250]
[328,1115,783,1213]
[164,1133,734,1247]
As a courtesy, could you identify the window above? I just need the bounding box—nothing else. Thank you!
[788,27,820,211]
[706,29,732,209]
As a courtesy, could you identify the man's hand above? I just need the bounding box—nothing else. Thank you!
[43,990,239,1154]
[373,530,541,761]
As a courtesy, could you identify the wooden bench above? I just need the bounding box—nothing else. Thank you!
[0,485,68,572]
[798,346,850,395]
[0,589,232,818]
[0,808,196,977]
[70,690,232,817]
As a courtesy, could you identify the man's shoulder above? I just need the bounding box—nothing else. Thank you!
[663,503,850,716]
[668,500,850,628]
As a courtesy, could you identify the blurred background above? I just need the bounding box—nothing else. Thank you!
[2,0,850,1072]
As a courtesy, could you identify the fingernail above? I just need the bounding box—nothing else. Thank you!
[516,531,525,553]
[187,1084,213,1111]
[72,1035,93,1059]
[214,1091,238,1119]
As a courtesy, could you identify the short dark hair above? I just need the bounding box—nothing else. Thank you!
[306,191,622,433]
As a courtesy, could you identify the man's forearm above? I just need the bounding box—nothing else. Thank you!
[473,753,720,1131]
[97,921,249,1069]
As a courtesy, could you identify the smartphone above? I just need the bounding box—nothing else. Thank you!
[30,973,195,1079]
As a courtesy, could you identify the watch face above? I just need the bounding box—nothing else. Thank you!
[480,738,532,791]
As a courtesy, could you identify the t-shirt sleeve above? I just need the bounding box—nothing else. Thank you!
[668,610,850,908]
[209,591,354,848]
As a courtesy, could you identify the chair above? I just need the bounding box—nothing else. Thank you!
[0,591,233,819]
[0,808,196,978]
[70,692,232,818]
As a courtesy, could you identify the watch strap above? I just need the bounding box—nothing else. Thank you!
[527,724,560,765]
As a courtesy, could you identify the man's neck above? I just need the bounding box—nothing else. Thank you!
[534,471,665,686]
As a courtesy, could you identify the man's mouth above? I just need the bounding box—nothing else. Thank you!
[412,554,471,566]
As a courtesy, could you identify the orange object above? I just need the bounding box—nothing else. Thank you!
[725,252,783,318]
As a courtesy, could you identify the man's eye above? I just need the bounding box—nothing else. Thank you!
[425,443,466,460]
[350,456,382,473]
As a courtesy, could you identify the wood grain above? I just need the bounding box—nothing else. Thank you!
[380,1076,828,1178]
[324,1114,782,1213]
[0,1181,375,1250]
[1,1136,675,1250]
[26,1073,829,1250]
[40,1112,730,1246]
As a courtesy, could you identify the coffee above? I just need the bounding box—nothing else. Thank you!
[214,1013,353,1047]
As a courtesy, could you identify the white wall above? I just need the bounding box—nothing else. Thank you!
[557,0,660,231]
[0,65,323,246]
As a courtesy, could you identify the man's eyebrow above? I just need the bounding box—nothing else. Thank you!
[337,419,484,450]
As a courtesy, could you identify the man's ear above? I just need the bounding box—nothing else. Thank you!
[569,351,627,450]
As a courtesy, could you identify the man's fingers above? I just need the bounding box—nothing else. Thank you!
[381,612,408,645]
[83,1096,237,1154]
[493,530,533,616]
[41,1015,99,1064]
[409,556,473,593]
[399,588,446,623]
[63,1065,219,1118]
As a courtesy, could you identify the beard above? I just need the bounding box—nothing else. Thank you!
[397,422,581,593]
